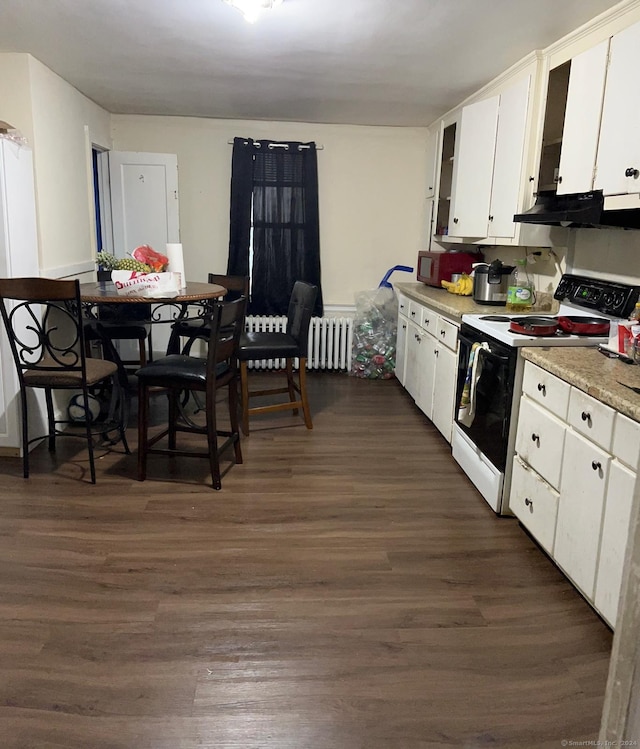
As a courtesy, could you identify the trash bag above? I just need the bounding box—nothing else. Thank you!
[350,286,398,379]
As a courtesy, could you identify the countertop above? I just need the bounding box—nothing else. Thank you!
[396,281,640,422]
[521,347,640,422]
[394,282,558,322]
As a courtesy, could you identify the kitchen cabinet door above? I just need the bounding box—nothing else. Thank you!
[556,40,609,195]
[595,19,640,196]
[488,75,530,238]
[594,459,635,627]
[404,319,422,403]
[425,127,439,199]
[431,343,457,443]
[449,95,499,238]
[395,312,408,387]
[555,430,610,599]
[510,456,559,556]
[416,330,437,419]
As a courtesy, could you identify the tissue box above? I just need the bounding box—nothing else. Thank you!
[111,271,181,298]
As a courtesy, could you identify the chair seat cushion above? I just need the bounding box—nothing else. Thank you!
[136,355,229,385]
[238,331,300,360]
[24,357,118,387]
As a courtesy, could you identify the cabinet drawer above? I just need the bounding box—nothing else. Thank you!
[398,293,409,318]
[422,307,437,334]
[435,316,459,352]
[567,388,615,451]
[612,412,640,471]
[515,396,566,490]
[522,361,570,419]
[510,457,559,555]
[408,299,422,324]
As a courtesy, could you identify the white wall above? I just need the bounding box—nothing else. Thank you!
[571,229,640,286]
[111,116,429,307]
[28,56,112,278]
[0,53,112,280]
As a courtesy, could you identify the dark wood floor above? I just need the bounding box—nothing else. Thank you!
[0,372,612,748]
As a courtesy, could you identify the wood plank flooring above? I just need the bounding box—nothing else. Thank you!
[0,372,612,748]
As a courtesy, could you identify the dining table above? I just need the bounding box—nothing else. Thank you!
[79,279,227,356]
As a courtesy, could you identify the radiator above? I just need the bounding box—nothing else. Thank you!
[245,316,353,371]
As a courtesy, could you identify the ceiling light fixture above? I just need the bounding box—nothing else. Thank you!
[223,0,283,24]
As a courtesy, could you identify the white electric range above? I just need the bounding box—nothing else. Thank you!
[451,273,640,515]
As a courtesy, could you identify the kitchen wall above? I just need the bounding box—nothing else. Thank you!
[111,116,429,308]
[0,53,112,277]
[571,229,640,286]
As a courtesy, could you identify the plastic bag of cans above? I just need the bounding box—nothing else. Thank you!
[350,286,398,379]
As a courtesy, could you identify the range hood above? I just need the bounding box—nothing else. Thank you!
[514,189,640,229]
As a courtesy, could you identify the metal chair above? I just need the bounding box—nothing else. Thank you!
[168,273,249,356]
[238,281,318,435]
[0,277,129,483]
[136,296,246,490]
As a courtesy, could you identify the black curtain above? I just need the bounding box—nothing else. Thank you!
[227,137,323,317]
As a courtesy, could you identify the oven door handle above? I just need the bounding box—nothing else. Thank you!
[476,346,510,364]
[459,333,511,363]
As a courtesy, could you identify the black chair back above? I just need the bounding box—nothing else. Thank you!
[286,281,318,358]
[207,273,249,303]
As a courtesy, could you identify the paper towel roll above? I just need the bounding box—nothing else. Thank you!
[166,243,185,289]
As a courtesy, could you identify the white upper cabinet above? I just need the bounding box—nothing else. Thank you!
[445,74,531,241]
[556,40,609,195]
[595,18,640,196]
[425,127,440,199]
[449,95,500,238]
[488,75,531,237]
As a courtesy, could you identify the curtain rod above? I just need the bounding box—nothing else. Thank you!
[227,139,324,150]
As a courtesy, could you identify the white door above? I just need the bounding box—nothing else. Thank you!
[104,151,180,356]
[556,39,609,195]
[107,151,180,258]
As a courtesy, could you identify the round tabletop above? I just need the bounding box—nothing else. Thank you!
[79,281,226,304]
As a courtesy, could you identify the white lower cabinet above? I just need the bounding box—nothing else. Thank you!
[397,295,459,444]
[395,297,409,386]
[509,360,639,628]
[594,459,635,627]
[554,429,610,600]
[510,457,559,555]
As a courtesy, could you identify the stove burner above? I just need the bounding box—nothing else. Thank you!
[479,315,511,322]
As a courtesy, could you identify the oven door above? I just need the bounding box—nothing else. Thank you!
[455,323,518,473]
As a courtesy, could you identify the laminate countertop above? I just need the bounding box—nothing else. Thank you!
[394,282,558,321]
[522,347,640,423]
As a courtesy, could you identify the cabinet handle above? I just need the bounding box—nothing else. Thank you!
[525,498,533,510]
[440,330,446,337]
[453,217,459,224]
[557,175,563,184]
[624,167,639,178]
[531,433,540,445]
[488,215,494,222]
[581,411,591,423]
[537,383,546,394]
[434,349,439,357]
[592,460,602,472]
[529,176,535,182]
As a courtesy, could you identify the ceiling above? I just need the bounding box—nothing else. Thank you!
[0,0,623,127]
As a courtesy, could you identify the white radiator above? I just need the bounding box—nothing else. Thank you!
[245,316,353,371]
